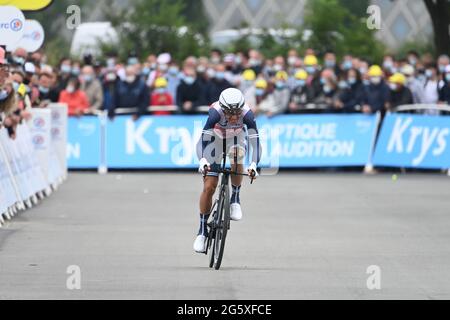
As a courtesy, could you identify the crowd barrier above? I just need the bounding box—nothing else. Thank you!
[67,105,450,173]
[0,103,68,227]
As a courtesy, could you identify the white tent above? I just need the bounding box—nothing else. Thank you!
[70,22,118,58]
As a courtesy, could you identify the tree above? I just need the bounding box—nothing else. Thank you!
[107,0,209,62]
[422,0,449,56]
[301,0,385,61]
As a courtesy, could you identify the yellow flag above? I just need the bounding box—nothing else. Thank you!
[0,0,53,11]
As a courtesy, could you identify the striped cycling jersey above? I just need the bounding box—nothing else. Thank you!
[199,102,261,164]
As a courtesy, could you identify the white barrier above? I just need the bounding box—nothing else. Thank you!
[0,105,68,227]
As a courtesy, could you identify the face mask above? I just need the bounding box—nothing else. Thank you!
[13,56,25,65]
[249,59,261,67]
[425,70,433,78]
[417,74,426,83]
[342,60,352,70]
[168,67,179,75]
[155,88,166,94]
[320,78,326,85]
[438,65,446,73]
[235,56,242,65]
[142,67,151,75]
[159,64,168,72]
[83,74,93,82]
[206,68,215,78]
[446,74,450,82]
[0,89,8,101]
[107,58,115,68]
[359,67,368,75]
[383,60,393,69]
[389,83,398,91]
[66,86,75,93]
[408,58,417,66]
[197,65,206,73]
[61,64,71,74]
[184,76,195,85]
[363,79,370,86]
[215,72,225,80]
[295,79,306,87]
[323,85,332,93]
[243,80,254,86]
[371,77,381,85]
[211,57,221,64]
[150,63,157,70]
[348,77,357,85]
[306,66,315,74]
[274,64,283,72]
[72,68,80,76]
[338,81,348,89]
[39,86,50,94]
[288,57,297,66]
[12,81,20,92]
[255,88,265,96]
[275,81,285,89]
[128,57,139,65]
[126,75,136,83]
[325,60,336,68]
[106,73,117,81]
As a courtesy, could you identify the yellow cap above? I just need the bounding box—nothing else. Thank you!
[294,69,308,80]
[275,70,288,81]
[17,83,27,97]
[389,73,406,85]
[368,65,383,77]
[304,55,318,66]
[154,77,168,88]
[255,79,268,89]
[242,69,256,81]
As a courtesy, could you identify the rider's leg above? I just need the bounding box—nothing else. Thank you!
[198,176,218,236]
[230,164,244,204]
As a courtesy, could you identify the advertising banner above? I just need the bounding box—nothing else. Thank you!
[67,116,101,168]
[373,114,450,169]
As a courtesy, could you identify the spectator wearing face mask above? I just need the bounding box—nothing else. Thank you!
[176,67,203,114]
[34,72,58,107]
[9,47,27,69]
[150,77,173,116]
[323,51,340,76]
[147,53,171,88]
[400,64,424,104]
[80,65,104,113]
[102,67,119,113]
[205,64,233,105]
[340,55,354,74]
[437,54,449,78]
[166,63,181,103]
[382,55,397,77]
[239,69,256,95]
[289,69,314,113]
[111,65,149,119]
[0,47,16,121]
[262,71,290,117]
[71,61,81,77]
[360,65,390,115]
[386,73,413,111]
[335,68,364,113]
[438,65,450,105]
[55,58,72,95]
[313,69,339,112]
[250,79,275,116]
[303,55,322,98]
[58,76,90,116]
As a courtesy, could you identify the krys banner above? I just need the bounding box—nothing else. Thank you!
[82,114,378,169]
[373,114,450,169]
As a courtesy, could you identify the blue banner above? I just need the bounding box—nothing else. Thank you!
[256,114,378,167]
[67,116,101,168]
[67,114,378,169]
[373,114,450,169]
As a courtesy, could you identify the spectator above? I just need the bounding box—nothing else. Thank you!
[336,68,364,113]
[58,76,90,116]
[176,67,203,114]
[71,61,81,77]
[147,53,171,88]
[206,64,232,105]
[438,65,450,105]
[361,65,390,115]
[9,47,27,69]
[289,69,314,113]
[437,54,449,76]
[166,63,181,103]
[150,77,173,115]
[340,54,354,73]
[111,65,149,119]
[314,69,339,112]
[251,79,275,116]
[239,69,256,94]
[324,51,340,76]
[55,58,72,93]
[422,65,440,115]
[303,55,322,98]
[400,64,424,104]
[386,73,413,111]
[34,72,58,107]
[80,65,104,113]
[102,67,118,113]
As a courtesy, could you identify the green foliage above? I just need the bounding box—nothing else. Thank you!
[301,0,385,62]
[395,39,436,59]
[108,0,209,63]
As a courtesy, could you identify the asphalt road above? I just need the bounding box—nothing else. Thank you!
[1,172,450,299]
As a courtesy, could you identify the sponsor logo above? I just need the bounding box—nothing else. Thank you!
[10,19,23,32]
[33,117,45,128]
[32,135,45,146]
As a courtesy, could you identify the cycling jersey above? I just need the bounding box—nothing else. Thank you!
[197,101,261,166]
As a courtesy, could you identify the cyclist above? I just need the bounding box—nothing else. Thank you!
[194,88,261,253]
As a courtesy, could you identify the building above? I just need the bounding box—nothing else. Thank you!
[202,0,433,50]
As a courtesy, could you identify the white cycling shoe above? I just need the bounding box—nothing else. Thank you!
[230,203,242,221]
[193,235,207,253]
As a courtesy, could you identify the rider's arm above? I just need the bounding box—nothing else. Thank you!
[243,110,261,165]
[200,107,220,158]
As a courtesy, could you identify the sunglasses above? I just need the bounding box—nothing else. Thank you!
[223,109,242,116]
